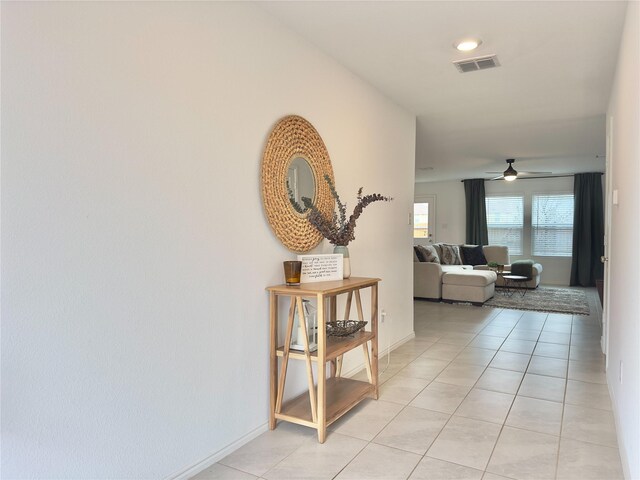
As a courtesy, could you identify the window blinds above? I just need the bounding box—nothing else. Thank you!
[532,194,574,257]
[485,196,524,255]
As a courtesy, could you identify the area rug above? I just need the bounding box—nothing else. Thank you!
[484,286,591,315]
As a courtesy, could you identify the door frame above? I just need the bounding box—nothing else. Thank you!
[414,195,437,244]
[602,116,613,359]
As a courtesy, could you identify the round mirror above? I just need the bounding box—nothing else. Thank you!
[286,156,316,214]
[261,115,335,253]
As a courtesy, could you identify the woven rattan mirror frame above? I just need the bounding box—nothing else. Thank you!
[261,115,335,253]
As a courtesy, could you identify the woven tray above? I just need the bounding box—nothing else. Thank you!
[326,320,367,337]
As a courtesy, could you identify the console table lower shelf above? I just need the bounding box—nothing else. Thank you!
[276,377,373,428]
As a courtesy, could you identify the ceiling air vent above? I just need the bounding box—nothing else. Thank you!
[453,55,500,73]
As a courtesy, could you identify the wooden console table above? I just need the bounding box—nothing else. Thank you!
[266,277,380,442]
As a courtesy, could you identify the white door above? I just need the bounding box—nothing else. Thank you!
[602,116,613,359]
[414,195,436,244]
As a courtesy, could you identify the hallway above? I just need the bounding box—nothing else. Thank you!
[197,290,622,479]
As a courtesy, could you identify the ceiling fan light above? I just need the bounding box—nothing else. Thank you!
[502,158,518,181]
[503,165,518,181]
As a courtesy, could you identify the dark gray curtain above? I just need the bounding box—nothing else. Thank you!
[570,173,604,286]
[463,179,489,245]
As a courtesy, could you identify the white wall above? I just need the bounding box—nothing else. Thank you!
[606,2,640,478]
[415,176,584,285]
[1,3,416,478]
[414,181,466,245]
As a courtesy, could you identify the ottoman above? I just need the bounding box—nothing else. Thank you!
[442,270,497,306]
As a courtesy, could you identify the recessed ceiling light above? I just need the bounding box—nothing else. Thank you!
[455,39,482,51]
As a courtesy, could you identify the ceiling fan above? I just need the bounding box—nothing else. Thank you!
[486,159,552,181]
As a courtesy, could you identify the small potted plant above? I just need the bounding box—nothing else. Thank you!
[487,262,504,273]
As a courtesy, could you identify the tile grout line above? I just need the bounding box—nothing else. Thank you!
[481,314,543,477]
[553,313,574,480]
[327,434,375,480]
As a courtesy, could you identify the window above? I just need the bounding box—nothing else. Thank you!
[485,196,524,255]
[532,194,574,256]
[413,202,429,238]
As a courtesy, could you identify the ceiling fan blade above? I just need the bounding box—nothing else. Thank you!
[490,175,504,181]
[518,171,553,175]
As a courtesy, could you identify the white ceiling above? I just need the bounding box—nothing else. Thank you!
[259,1,627,182]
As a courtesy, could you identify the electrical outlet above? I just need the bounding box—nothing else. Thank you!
[381,309,387,323]
[620,361,623,383]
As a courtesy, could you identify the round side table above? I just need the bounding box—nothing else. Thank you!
[501,274,529,297]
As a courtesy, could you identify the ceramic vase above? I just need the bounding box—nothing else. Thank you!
[333,245,351,279]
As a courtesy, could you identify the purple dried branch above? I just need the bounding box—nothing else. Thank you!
[303,176,392,246]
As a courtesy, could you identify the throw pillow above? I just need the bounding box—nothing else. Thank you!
[431,243,444,261]
[460,245,488,266]
[440,244,463,265]
[423,245,440,263]
[414,245,427,262]
[415,245,440,263]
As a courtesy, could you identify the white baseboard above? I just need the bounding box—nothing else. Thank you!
[607,377,632,480]
[169,331,416,480]
[166,422,268,480]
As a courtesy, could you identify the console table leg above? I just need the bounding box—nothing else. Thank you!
[371,284,379,399]
[297,297,317,423]
[316,292,326,443]
[355,290,364,322]
[362,342,373,383]
[269,292,277,429]
[275,299,296,413]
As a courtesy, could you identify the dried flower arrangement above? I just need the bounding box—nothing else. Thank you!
[288,174,392,247]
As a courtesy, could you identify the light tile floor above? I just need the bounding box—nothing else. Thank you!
[193,289,624,480]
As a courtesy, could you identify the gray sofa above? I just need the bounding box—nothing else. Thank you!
[414,244,542,301]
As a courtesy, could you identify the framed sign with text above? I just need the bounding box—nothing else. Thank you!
[297,254,343,283]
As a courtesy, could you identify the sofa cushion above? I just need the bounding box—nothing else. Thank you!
[460,245,488,266]
[442,270,497,287]
[442,265,473,272]
[439,244,463,265]
[483,245,510,265]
